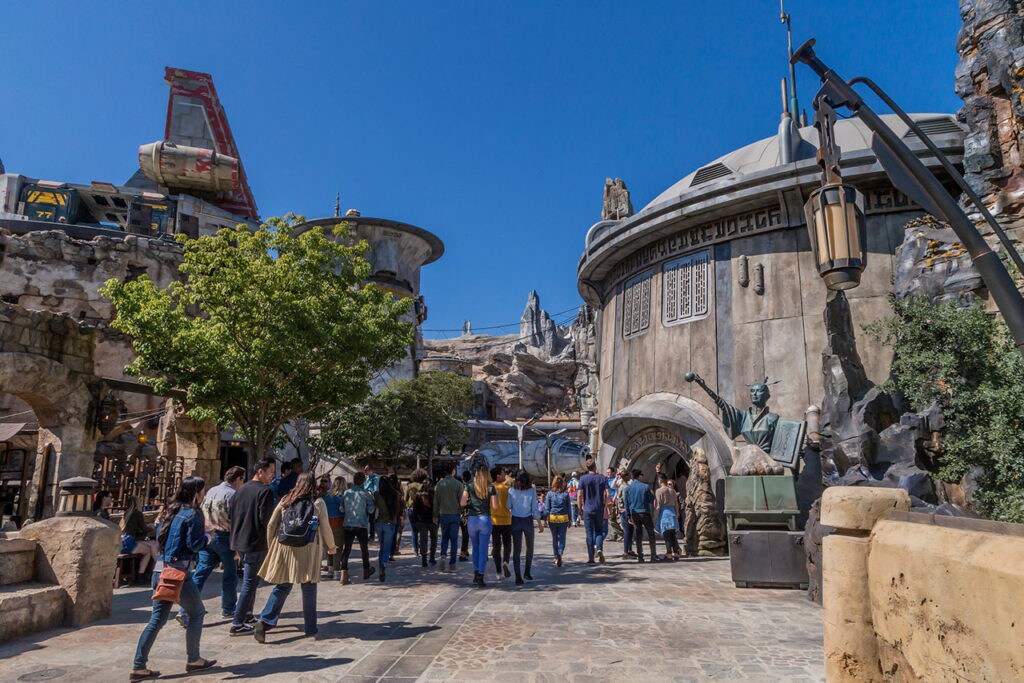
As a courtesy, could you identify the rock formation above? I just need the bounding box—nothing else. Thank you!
[683,448,727,557]
[422,292,589,420]
[956,0,1024,228]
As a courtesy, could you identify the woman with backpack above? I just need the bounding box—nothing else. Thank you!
[411,480,438,567]
[253,472,337,643]
[130,477,216,681]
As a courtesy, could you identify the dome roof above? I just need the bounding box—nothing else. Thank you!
[643,113,963,211]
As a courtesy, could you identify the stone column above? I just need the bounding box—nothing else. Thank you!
[819,486,909,682]
[19,515,119,626]
[173,411,222,485]
[26,421,98,520]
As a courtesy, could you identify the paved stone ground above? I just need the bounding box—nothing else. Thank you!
[0,528,823,682]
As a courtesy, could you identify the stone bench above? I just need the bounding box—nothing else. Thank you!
[0,583,65,642]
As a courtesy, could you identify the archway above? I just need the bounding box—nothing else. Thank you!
[600,392,734,506]
[613,427,692,493]
[0,352,97,519]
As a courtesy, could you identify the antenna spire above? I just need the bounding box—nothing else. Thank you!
[334,192,340,218]
[780,0,799,122]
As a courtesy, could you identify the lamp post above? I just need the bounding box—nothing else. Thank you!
[792,39,1024,357]
[503,417,538,470]
[530,426,568,488]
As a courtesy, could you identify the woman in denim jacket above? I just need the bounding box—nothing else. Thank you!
[130,476,217,681]
[544,476,572,567]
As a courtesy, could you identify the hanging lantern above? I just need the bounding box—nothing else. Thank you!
[96,392,120,436]
[804,182,868,290]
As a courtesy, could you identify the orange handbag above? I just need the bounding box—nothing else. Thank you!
[151,565,187,603]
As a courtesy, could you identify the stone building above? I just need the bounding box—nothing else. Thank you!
[578,113,966,495]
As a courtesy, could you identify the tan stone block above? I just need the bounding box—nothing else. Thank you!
[820,486,909,531]
[824,536,884,682]
[19,516,118,626]
[868,519,1024,682]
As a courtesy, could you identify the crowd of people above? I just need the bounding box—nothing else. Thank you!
[124,454,686,680]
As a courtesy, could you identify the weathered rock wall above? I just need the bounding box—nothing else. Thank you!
[0,229,181,411]
[957,0,1024,234]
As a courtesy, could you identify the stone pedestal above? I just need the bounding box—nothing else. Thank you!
[820,486,909,682]
[19,515,119,626]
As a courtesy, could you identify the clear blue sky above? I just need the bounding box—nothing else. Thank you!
[1,1,962,337]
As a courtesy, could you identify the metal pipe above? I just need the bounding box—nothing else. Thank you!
[792,39,1024,354]
[847,76,1024,278]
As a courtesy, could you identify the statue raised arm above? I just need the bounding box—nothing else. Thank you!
[685,371,779,453]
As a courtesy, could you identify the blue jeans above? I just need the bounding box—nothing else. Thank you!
[438,513,461,563]
[190,531,237,614]
[510,516,534,578]
[621,511,634,554]
[376,521,396,566]
[133,569,205,669]
[549,521,568,557]
[569,500,579,525]
[407,508,418,554]
[231,550,265,628]
[258,582,318,634]
[466,514,492,575]
[583,513,608,561]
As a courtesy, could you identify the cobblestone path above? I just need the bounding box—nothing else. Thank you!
[0,528,823,682]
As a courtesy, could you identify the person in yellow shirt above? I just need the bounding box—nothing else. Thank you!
[489,466,512,580]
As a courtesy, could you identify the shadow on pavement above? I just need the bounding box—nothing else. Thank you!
[317,620,440,641]
[157,654,354,680]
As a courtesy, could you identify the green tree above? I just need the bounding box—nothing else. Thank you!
[101,216,413,460]
[315,371,474,469]
[868,296,1024,522]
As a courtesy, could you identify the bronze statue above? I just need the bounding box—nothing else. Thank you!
[685,371,780,452]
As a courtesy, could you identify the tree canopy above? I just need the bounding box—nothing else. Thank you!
[101,216,413,459]
[869,296,1024,522]
[315,370,475,468]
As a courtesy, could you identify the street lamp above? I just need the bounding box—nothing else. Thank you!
[502,417,538,470]
[530,426,568,488]
[804,94,868,290]
[792,38,1024,356]
[56,477,98,517]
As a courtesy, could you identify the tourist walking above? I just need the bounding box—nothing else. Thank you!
[404,469,428,557]
[624,469,658,563]
[339,471,376,583]
[461,464,496,587]
[578,459,610,564]
[567,472,580,526]
[269,458,300,503]
[322,476,347,580]
[433,463,464,571]
[228,457,276,636]
[130,477,216,681]
[411,480,438,567]
[459,469,472,561]
[177,466,245,626]
[614,469,635,559]
[606,467,623,542]
[544,475,571,567]
[390,474,406,557]
[490,466,512,580]
[363,465,380,540]
[120,495,159,578]
[253,473,337,642]
[507,469,543,585]
[655,473,683,560]
[374,475,402,582]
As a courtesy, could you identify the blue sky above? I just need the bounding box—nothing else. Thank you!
[1,1,962,337]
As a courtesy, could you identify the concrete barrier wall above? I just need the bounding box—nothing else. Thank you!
[821,486,1024,682]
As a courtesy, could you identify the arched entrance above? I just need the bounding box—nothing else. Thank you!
[599,392,734,509]
[613,427,691,492]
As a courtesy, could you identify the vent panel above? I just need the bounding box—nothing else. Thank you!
[903,118,963,139]
[690,162,733,187]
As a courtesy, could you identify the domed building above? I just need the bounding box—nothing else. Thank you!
[577,113,965,493]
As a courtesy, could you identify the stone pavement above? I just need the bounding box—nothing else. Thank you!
[0,527,823,682]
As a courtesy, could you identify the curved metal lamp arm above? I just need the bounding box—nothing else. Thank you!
[848,75,1024,278]
[792,39,1024,356]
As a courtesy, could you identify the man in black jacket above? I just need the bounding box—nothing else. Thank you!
[228,457,275,635]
